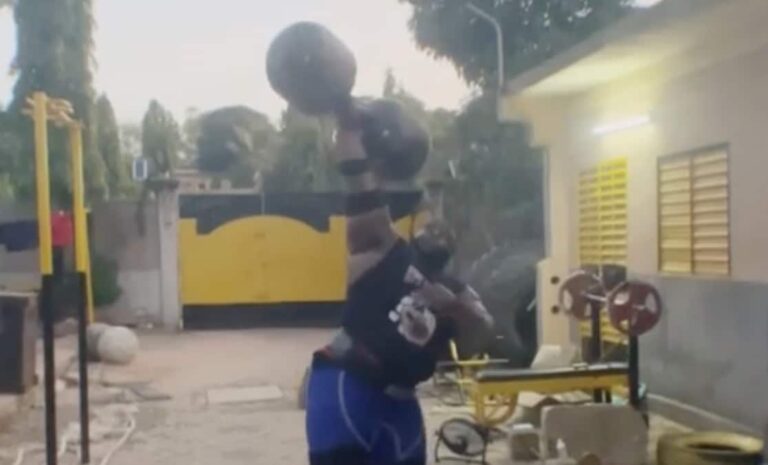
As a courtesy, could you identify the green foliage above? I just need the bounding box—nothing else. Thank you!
[181,107,201,159]
[264,107,340,192]
[141,100,180,175]
[445,93,544,254]
[196,106,278,187]
[380,70,458,180]
[90,252,122,308]
[0,109,22,201]
[405,0,630,87]
[10,0,107,204]
[95,94,133,198]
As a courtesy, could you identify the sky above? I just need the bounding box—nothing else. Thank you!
[0,0,474,125]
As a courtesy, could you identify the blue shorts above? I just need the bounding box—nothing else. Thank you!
[305,361,426,465]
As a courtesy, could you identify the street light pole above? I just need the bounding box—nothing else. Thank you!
[465,2,505,121]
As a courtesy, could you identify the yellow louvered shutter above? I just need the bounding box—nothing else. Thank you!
[579,168,600,265]
[692,150,730,275]
[597,158,628,266]
[659,157,693,273]
[659,147,730,276]
[578,157,628,344]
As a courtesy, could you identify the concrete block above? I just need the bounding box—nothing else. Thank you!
[530,345,580,369]
[541,405,647,465]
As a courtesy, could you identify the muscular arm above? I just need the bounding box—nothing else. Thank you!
[450,286,495,357]
[335,130,398,284]
[420,281,495,356]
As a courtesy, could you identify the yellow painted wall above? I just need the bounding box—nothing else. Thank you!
[179,213,424,306]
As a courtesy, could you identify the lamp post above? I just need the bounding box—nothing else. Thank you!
[465,2,505,121]
[406,0,505,120]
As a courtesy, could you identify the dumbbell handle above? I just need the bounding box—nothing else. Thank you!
[582,292,608,304]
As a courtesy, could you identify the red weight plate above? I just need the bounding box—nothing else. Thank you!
[558,271,605,320]
[607,281,662,336]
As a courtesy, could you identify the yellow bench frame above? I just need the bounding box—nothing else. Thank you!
[469,364,630,428]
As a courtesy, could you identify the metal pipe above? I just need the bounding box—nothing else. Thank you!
[465,3,504,97]
[31,91,58,465]
[69,123,91,463]
[32,92,53,275]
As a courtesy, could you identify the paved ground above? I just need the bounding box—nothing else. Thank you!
[0,329,686,465]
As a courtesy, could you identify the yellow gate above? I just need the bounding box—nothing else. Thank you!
[178,192,426,327]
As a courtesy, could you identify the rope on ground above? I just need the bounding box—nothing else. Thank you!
[98,409,137,465]
[4,402,137,465]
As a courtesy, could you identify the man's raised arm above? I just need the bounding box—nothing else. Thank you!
[334,128,398,283]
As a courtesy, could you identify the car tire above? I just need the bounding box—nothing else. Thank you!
[657,432,763,465]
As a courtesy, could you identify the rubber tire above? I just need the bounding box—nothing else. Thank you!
[657,432,763,465]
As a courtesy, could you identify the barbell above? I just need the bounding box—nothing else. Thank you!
[266,22,430,180]
[558,270,662,337]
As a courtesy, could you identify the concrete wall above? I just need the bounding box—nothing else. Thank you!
[511,15,768,430]
[0,200,167,326]
[639,274,768,429]
[90,200,163,325]
[0,204,39,292]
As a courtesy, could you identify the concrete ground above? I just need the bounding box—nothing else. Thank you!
[0,329,687,465]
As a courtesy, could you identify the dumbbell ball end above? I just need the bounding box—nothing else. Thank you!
[359,99,430,180]
[266,22,356,116]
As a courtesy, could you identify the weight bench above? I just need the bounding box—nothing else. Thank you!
[433,340,507,404]
[469,362,630,428]
[433,363,632,464]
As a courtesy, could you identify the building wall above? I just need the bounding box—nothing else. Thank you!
[90,200,164,325]
[564,44,768,283]
[511,36,768,429]
[0,200,165,325]
[0,204,40,292]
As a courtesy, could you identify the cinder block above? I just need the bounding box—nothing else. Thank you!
[541,404,647,465]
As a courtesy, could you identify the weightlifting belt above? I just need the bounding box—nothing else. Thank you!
[318,330,415,399]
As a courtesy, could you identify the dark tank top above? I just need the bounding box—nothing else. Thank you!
[317,239,458,388]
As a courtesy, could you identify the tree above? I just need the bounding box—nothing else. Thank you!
[445,93,544,258]
[10,0,106,203]
[264,107,339,192]
[181,107,201,160]
[196,106,278,188]
[0,108,22,201]
[382,68,428,122]
[141,100,180,176]
[405,0,629,88]
[380,70,460,181]
[119,123,142,159]
[95,94,132,198]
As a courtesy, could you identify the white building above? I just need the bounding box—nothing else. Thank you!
[504,0,768,430]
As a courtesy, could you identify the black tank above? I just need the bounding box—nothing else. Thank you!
[327,240,455,388]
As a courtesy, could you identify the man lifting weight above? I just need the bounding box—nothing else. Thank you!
[305,116,495,465]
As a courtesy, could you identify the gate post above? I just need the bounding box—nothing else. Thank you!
[157,188,181,330]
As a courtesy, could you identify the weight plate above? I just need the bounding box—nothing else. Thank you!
[607,281,662,336]
[437,418,487,457]
[558,271,605,320]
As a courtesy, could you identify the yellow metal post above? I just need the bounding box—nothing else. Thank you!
[28,91,58,465]
[66,121,93,464]
[33,92,53,275]
[68,123,94,323]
